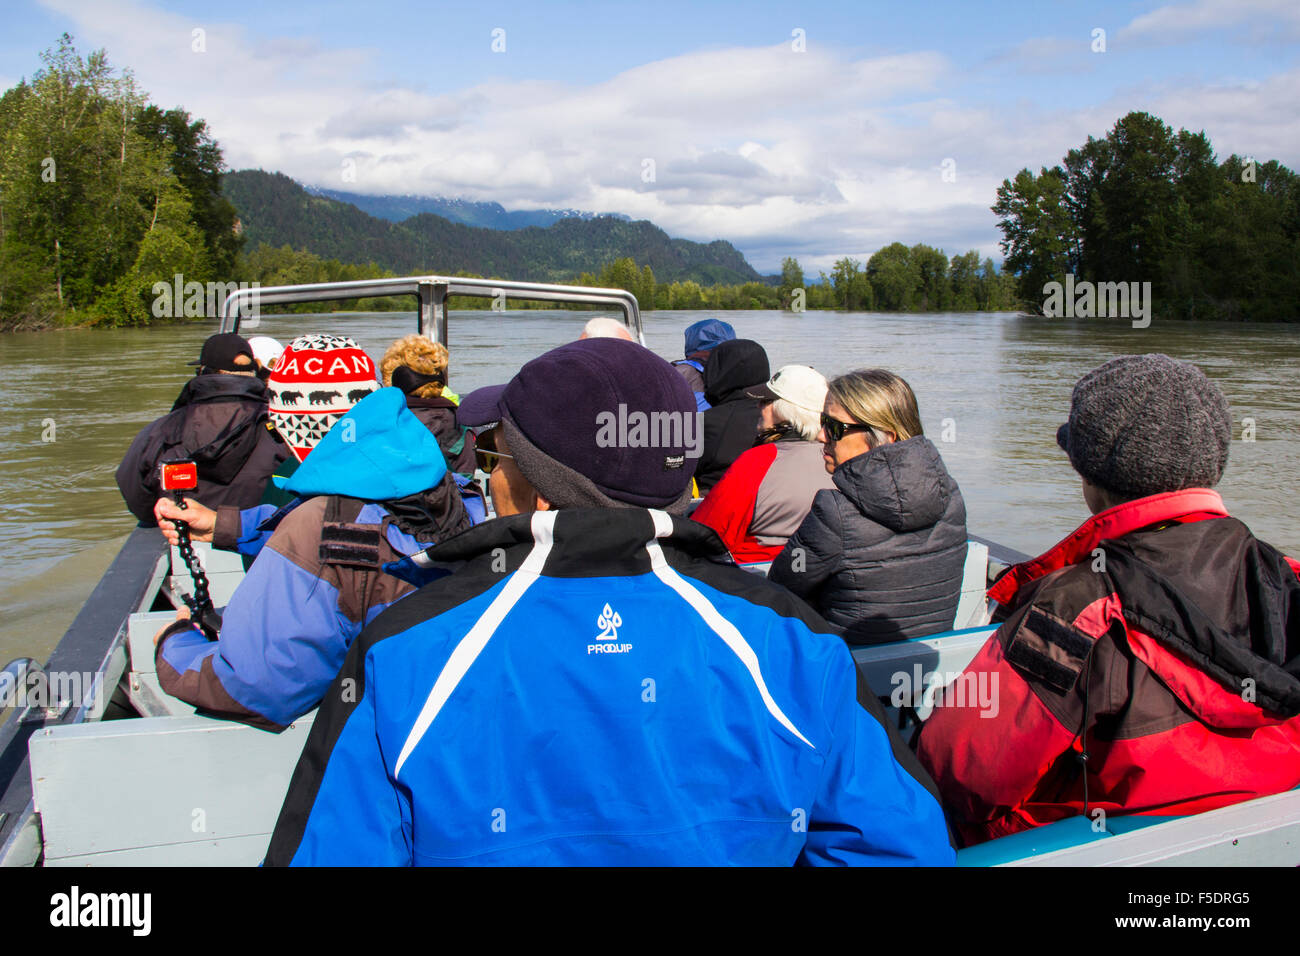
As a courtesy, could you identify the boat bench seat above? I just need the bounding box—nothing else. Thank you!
[125,611,197,717]
[852,624,998,725]
[165,542,246,610]
[30,712,314,866]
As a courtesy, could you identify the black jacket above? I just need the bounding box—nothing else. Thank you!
[695,340,769,494]
[768,435,968,643]
[406,396,477,477]
[116,374,287,524]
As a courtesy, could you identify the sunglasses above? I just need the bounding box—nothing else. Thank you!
[820,413,874,443]
[475,447,515,474]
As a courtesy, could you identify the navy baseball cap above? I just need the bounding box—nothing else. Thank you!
[457,338,699,507]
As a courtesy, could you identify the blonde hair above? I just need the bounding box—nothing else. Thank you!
[827,369,923,446]
[380,335,449,398]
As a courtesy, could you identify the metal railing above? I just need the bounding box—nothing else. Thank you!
[218,275,643,345]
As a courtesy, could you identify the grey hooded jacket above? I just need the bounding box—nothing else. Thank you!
[768,436,967,644]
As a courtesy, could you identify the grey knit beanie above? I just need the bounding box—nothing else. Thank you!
[1056,354,1231,500]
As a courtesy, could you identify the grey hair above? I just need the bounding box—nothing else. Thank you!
[770,396,821,441]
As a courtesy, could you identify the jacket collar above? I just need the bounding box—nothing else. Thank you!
[170,372,268,411]
[988,488,1229,607]
[422,507,731,570]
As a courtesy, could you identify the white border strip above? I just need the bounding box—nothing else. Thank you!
[394,510,557,778]
[645,510,815,749]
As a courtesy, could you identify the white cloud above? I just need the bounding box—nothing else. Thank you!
[1120,0,1300,43]
[35,0,1300,274]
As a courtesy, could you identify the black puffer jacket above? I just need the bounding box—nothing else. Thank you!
[768,436,967,644]
[695,339,769,494]
[116,374,287,525]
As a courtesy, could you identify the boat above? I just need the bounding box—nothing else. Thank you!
[1,274,1295,867]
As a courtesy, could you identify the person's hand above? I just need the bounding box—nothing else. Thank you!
[153,606,192,646]
[154,497,216,546]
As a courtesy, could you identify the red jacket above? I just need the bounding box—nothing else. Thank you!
[691,438,833,562]
[916,489,1300,846]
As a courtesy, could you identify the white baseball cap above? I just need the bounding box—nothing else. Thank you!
[745,364,829,414]
[247,336,285,370]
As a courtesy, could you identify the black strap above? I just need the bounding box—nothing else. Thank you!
[319,496,383,569]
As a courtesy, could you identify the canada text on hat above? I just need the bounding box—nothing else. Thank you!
[267,334,379,462]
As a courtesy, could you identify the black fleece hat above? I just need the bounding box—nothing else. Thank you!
[189,333,254,372]
[457,338,699,509]
[1056,353,1232,499]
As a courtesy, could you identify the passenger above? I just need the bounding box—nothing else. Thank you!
[768,370,967,643]
[116,332,287,525]
[579,316,634,340]
[151,387,474,730]
[379,334,477,477]
[691,365,835,563]
[263,338,954,866]
[672,318,735,412]
[694,338,770,495]
[916,354,1300,846]
[247,336,285,381]
[155,335,487,560]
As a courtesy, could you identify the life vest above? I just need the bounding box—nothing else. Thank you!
[672,358,710,412]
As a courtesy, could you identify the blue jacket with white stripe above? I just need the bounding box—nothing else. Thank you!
[265,507,955,865]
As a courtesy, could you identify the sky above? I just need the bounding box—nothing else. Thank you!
[2,0,1297,274]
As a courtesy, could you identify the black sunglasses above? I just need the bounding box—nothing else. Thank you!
[820,413,873,443]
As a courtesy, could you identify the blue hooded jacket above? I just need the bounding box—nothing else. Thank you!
[157,389,475,728]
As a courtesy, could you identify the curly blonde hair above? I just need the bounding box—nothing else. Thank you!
[380,335,449,398]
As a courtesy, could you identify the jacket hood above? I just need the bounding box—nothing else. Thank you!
[1100,528,1300,724]
[684,318,736,356]
[832,436,952,532]
[704,339,770,405]
[171,372,267,411]
[279,387,447,501]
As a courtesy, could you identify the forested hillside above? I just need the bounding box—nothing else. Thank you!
[223,170,761,286]
[0,36,241,328]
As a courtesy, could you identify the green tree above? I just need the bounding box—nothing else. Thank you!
[866,243,919,311]
[991,167,1077,311]
[136,104,242,275]
[777,256,804,309]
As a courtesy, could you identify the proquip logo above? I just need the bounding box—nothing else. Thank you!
[588,602,632,655]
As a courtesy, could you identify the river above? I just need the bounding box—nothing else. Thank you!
[1,309,1296,662]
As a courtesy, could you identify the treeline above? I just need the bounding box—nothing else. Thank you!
[994,111,1300,322]
[0,36,240,329]
[570,251,1020,312]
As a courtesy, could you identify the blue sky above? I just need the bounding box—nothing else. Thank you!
[3,0,1297,272]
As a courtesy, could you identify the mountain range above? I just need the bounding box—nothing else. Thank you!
[222,170,762,285]
[307,187,630,230]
